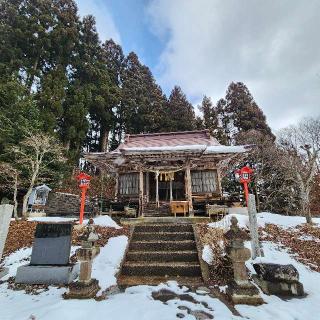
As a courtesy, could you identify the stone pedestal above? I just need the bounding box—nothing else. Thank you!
[15,264,79,285]
[224,216,263,305]
[64,219,100,299]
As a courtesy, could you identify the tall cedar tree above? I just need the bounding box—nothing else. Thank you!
[121,52,168,135]
[198,95,229,143]
[102,39,124,150]
[219,82,273,143]
[166,86,196,132]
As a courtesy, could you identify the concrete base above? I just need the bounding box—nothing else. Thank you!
[228,207,248,215]
[121,216,211,225]
[0,267,9,279]
[226,281,264,305]
[64,279,100,299]
[27,211,46,218]
[15,264,79,285]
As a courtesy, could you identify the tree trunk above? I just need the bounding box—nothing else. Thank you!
[22,164,39,216]
[13,173,18,219]
[100,128,109,152]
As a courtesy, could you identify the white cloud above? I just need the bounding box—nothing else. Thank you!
[76,0,121,44]
[147,0,320,130]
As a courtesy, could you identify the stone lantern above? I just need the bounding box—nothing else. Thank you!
[224,216,263,305]
[64,219,100,299]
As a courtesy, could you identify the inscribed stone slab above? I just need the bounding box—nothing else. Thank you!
[0,204,13,259]
[30,223,72,266]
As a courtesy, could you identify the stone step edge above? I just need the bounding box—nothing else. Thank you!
[130,240,196,244]
[123,262,201,267]
[127,250,198,254]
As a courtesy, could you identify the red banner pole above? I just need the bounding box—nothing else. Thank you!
[79,187,86,224]
[243,182,249,207]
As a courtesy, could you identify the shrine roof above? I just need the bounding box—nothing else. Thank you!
[115,129,220,150]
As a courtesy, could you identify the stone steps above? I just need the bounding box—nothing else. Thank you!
[131,231,194,241]
[121,262,201,277]
[129,240,197,251]
[118,223,203,287]
[126,250,199,262]
[134,224,193,233]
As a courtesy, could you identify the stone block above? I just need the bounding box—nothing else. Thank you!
[252,275,304,296]
[0,267,9,279]
[253,263,299,283]
[64,279,100,299]
[226,281,264,305]
[30,223,72,266]
[15,264,79,285]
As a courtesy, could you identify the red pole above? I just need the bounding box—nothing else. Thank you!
[79,187,86,224]
[243,182,249,207]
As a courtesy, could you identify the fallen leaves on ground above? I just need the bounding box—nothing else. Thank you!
[2,219,130,262]
[197,224,233,286]
[261,223,320,272]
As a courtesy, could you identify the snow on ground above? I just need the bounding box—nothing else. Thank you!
[237,241,320,320]
[92,235,128,290]
[2,213,320,320]
[28,215,121,229]
[209,211,320,230]
[0,235,239,320]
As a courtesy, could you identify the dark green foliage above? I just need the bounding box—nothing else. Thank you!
[221,82,274,142]
[121,52,168,135]
[166,86,196,132]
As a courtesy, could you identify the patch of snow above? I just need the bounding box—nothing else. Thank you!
[28,215,121,229]
[202,245,213,264]
[209,212,320,230]
[92,235,128,290]
[236,241,320,320]
[123,144,207,153]
[204,145,248,154]
[28,217,77,223]
[84,215,121,229]
[257,212,320,229]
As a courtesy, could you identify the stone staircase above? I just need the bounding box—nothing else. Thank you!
[143,202,171,217]
[117,223,203,287]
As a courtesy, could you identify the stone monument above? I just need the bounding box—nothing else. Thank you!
[15,222,79,284]
[248,194,263,259]
[224,216,263,305]
[0,204,14,278]
[64,219,100,299]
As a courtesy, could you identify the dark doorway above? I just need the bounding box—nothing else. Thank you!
[149,171,185,201]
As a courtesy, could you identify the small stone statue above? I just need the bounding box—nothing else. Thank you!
[224,216,263,305]
[64,219,100,299]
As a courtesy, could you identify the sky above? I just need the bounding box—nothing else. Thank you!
[75,0,320,132]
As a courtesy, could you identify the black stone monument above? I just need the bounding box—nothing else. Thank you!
[31,223,72,266]
[15,222,79,285]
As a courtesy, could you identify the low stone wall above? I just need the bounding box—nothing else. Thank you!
[45,192,95,217]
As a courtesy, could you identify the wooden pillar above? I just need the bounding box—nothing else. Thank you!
[216,167,222,198]
[146,172,150,203]
[139,170,144,216]
[185,164,194,216]
[169,179,173,202]
[155,171,159,208]
[114,171,119,201]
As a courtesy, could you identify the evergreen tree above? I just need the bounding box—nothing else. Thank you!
[166,86,196,131]
[102,39,124,150]
[223,82,274,141]
[121,52,168,135]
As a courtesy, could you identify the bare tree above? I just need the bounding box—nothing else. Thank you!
[279,117,320,224]
[12,132,66,216]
